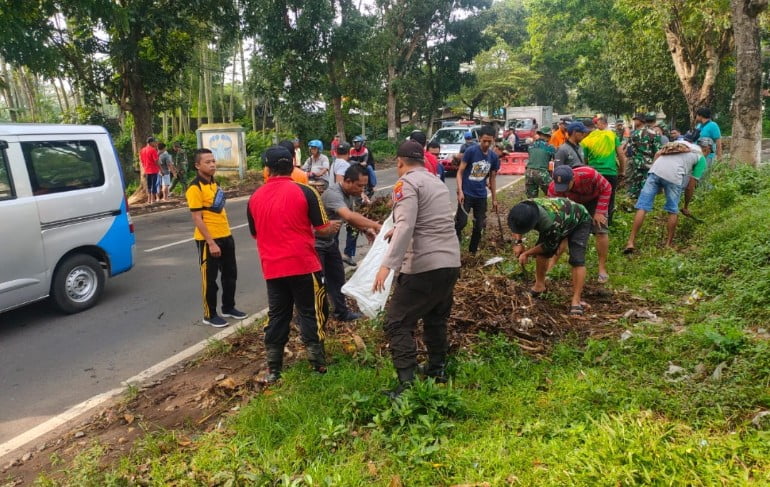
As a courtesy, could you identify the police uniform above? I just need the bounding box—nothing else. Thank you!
[381,165,462,383]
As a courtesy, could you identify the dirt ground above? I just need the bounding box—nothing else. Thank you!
[1,178,661,486]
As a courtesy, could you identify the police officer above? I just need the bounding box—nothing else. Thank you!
[373,140,462,397]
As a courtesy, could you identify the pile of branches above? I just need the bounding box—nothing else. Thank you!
[359,196,392,223]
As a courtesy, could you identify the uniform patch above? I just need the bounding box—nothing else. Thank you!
[393,180,404,202]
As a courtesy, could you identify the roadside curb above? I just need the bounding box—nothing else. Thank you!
[0,308,268,462]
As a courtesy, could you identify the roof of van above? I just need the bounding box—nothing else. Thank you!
[0,124,108,136]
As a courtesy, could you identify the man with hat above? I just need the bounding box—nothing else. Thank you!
[247,146,342,383]
[548,165,613,283]
[525,127,556,198]
[627,112,662,198]
[507,197,592,316]
[373,140,461,397]
[553,122,590,170]
[549,119,570,148]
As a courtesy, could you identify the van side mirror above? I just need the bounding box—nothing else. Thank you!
[0,140,7,150]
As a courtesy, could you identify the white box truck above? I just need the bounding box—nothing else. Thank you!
[502,106,554,141]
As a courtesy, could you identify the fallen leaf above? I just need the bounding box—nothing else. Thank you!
[389,475,403,487]
[367,461,378,476]
[352,334,367,351]
[218,377,237,389]
[177,437,192,447]
[124,413,135,425]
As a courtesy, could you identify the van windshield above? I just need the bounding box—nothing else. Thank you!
[433,129,468,145]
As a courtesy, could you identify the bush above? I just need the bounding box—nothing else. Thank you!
[367,139,397,159]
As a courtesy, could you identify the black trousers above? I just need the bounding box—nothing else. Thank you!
[196,236,237,319]
[384,267,461,370]
[264,272,328,349]
[316,242,349,318]
[455,196,488,253]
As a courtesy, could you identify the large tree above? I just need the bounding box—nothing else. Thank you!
[730,0,768,165]
[0,0,235,162]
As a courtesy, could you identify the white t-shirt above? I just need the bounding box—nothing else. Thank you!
[304,154,331,184]
[650,151,700,187]
[331,158,350,182]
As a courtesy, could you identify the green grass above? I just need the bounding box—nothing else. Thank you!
[36,164,770,486]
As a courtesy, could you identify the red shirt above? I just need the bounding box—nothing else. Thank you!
[547,166,612,216]
[423,150,438,175]
[139,145,159,174]
[330,139,340,158]
[247,177,331,279]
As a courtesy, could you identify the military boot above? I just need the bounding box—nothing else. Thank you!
[386,367,415,399]
[262,346,284,384]
[306,342,327,374]
[418,356,448,384]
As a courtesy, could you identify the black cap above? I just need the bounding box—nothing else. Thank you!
[264,146,293,168]
[552,165,574,192]
[337,141,351,155]
[507,202,539,234]
[397,140,424,161]
[409,130,427,147]
[278,140,295,154]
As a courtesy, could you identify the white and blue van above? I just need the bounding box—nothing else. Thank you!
[0,124,135,313]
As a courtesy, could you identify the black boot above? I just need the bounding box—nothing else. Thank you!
[306,342,327,374]
[263,346,283,384]
[418,356,448,383]
[386,368,415,399]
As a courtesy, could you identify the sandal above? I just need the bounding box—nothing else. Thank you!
[569,305,584,316]
[529,289,547,299]
[597,273,609,284]
[622,247,635,255]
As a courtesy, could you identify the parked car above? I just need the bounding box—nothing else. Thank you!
[429,124,482,173]
[0,124,135,314]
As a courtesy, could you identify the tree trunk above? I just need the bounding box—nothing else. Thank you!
[386,64,398,140]
[0,60,17,122]
[59,78,70,113]
[239,36,252,130]
[196,72,203,127]
[161,111,169,141]
[202,48,213,124]
[52,78,64,114]
[332,95,346,141]
[228,53,236,123]
[125,75,154,204]
[730,0,767,166]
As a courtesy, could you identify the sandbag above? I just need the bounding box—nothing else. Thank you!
[341,214,394,318]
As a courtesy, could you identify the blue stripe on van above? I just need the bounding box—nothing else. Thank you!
[97,198,135,275]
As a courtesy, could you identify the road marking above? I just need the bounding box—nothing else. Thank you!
[0,175,525,461]
[0,308,269,461]
[144,223,249,253]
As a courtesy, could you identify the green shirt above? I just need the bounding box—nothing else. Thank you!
[583,131,621,176]
[527,140,555,170]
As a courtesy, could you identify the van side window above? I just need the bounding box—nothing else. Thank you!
[0,149,14,200]
[21,140,105,195]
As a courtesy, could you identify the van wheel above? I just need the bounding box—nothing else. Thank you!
[51,254,105,314]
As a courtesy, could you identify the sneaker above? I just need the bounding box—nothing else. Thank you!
[342,255,357,267]
[336,311,363,322]
[202,315,229,328]
[221,307,248,319]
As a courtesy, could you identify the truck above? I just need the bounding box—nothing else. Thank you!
[502,106,554,143]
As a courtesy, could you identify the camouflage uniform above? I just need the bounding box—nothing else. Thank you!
[525,140,555,198]
[627,128,661,198]
[531,197,591,257]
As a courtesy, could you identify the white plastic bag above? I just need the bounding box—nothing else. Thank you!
[341,214,395,318]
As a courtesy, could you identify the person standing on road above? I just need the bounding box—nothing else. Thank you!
[547,165,613,283]
[331,141,352,183]
[170,141,189,194]
[186,149,247,328]
[455,125,500,254]
[318,164,382,322]
[140,136,160,204]
[158,142,173,202]
[553,122,590,169]
[330,134,341,159]
[247,146,342,383]
[373,140,461,397]
[409,130,439,176]
[525,127,556,198]
[508,197,592,316]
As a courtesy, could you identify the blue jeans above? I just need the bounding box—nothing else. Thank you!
[344,226,358,258]
[635,173,683,214]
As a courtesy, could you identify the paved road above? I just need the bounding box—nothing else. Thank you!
[0,167,520,445]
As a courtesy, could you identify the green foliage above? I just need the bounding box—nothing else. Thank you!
[366,139,397,159]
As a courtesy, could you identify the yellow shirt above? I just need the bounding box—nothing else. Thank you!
[185,175,231,240]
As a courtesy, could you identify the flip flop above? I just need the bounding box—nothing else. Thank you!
[569,304,584,316]
[529,289,547,299]
[598,273,609,284]
[622,247,635,255]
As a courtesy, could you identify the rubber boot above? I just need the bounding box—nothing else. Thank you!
[386,367,415,399]
[419,355,448,383]
[306,342,327,374]
[263,346,283,384]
